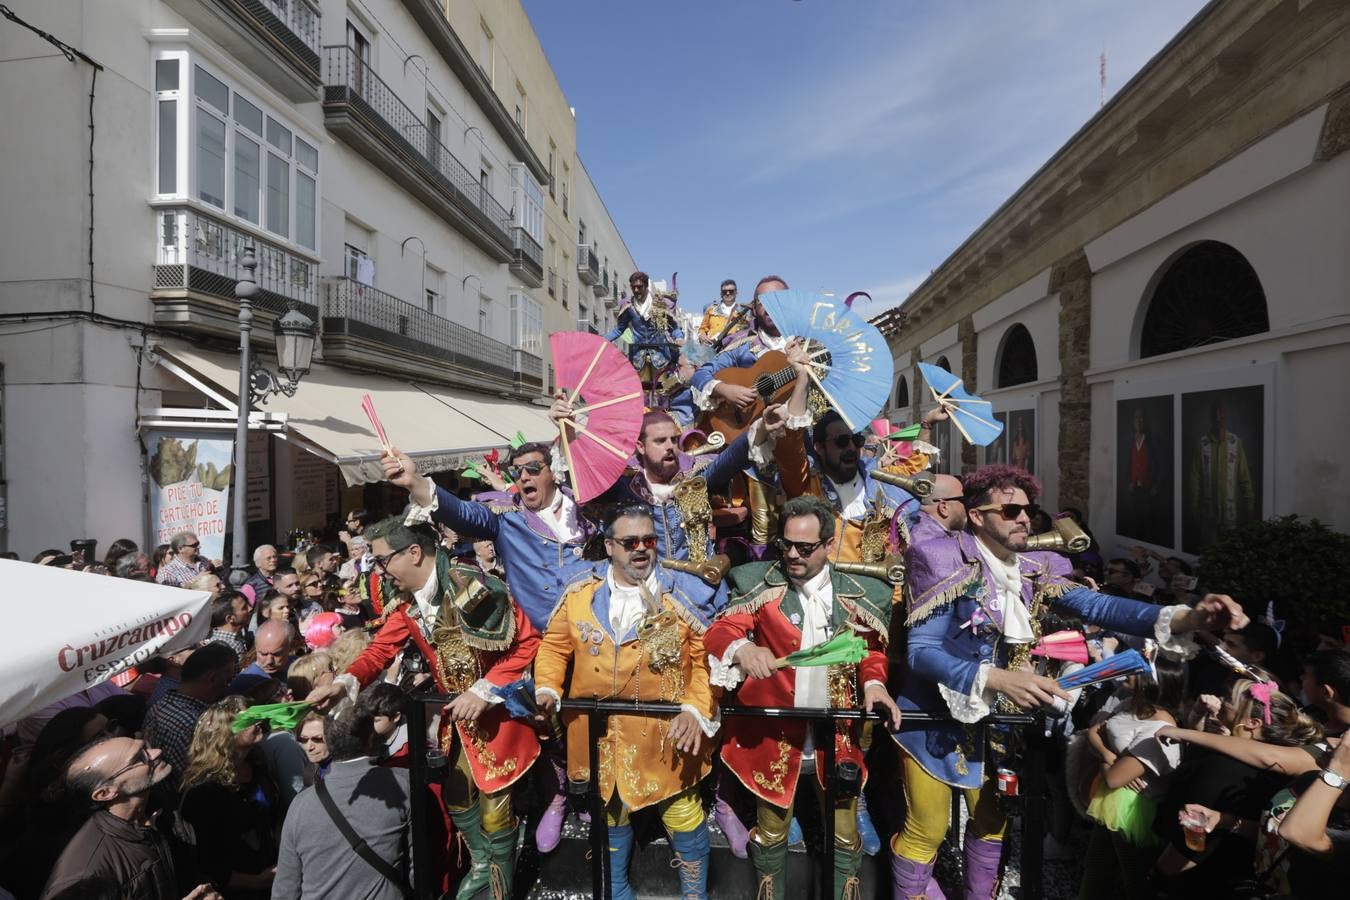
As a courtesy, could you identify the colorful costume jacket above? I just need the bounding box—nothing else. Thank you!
[603,297,683,373]
[534,567,720,811]
[776,434,921,564]
[600,430,752,566]
[697,302,750,346]
[344,553,541,793]
[417,485,597,632]
[705,561,891,808]
[895,529,1167,789]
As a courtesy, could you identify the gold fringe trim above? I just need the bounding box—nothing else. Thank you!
[459,611,516,653]
[905,570,981,626]
[663,592,709,635]
[722,584,787,619]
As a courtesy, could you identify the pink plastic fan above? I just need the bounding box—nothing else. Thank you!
[1031,630,1090,665]
[550,332,645,503]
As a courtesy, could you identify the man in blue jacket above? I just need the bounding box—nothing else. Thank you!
[889,464,1248,899]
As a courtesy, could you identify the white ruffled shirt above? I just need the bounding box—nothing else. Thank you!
[605,567,660,641]
[825,472,869,521]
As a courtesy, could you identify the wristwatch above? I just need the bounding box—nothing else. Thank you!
[1320,768,1350,790]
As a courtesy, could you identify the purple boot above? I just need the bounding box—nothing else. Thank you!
[713,773,749,859]
[890,851,938,900]
[962,837,1003,900]
[535,756,567,853]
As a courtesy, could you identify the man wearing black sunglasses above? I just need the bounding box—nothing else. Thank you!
[534,503,721,900]
[889,463,1250,898]
[696,278,746,346]
[689,275,792,410]
[155,530,213,587]
[706,495,900,898]
[307,517,541,899]
[911,473,968,544]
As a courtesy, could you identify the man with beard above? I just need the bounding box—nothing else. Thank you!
[889,464,1250,898]
[308,518,540,900]
[690,275,792,413]
[41,736,221,899]
[383,442,595,851]
[705,496,900,899]
[534,504,719,900]
[604,271,683,385]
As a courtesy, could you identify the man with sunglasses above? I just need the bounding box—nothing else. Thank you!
[42,736,222,900]
[308,516,540,900]
[604,270,683,382]
[889,463,1250,898]
[534,503,721,900]
[689,275,795,411]
[697,279,749,346]
[155,530,212,586]
[705,495,900,899]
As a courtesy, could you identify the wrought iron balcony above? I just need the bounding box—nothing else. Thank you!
[322,45,513,263]
[162,0,321,100]
[576,243,601,286]
[561,278,570,309]
[513,349,544,394]
[510,227,543,287]
[321,277,522,391]
[151,204,318,341]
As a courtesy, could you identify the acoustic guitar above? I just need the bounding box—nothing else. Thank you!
[697,350,800,442]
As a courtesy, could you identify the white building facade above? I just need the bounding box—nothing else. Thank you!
[0,0,635,557]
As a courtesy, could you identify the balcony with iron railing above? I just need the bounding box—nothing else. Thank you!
[322,277,532,392]
[575,243,601,286]
[510,227,543,287]
[322,45,513,263]
[163,0,321,99]
[151,204,319,341]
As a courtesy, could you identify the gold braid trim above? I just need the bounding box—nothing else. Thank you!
[663,592,709,635]
[845,605,889,646]
[905,571,981,626]
[672,476,712,566]
[722,584,786,619]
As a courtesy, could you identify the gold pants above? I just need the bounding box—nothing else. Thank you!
[443,733,514,833]
[891,750,1005,863]
[604,786,705,832]
[754,758,859,851]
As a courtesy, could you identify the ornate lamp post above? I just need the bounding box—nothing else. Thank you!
[230,247,317,576]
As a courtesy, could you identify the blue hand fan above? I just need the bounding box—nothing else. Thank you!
[916,362,1004,447]
[1055,649,1152,691]
[754,290,894,431]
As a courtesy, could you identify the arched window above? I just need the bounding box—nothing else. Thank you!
[996,323,1038,388]
[934,356,951,372]
[895,375,909,408]
[1139,241,1269,358]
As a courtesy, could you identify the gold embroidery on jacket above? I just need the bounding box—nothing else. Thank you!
[752,739,793,795]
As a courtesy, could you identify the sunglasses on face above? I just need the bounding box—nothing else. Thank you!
[183,542,200,549]
[775,538,825,557]
[611,534,658,551]
[973,502,1039,521]
[372,544,411,571]
[98,745,154,783]
[507,461,547,481]
[929,495,965,504]
[828,434,867,450]
[297,735,326,745]
[721,289,737,296]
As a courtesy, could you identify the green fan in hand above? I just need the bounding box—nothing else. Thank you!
[231,701,313,734]
[773,631,867,669]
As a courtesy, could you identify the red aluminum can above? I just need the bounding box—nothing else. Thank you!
[996,768,1019,797]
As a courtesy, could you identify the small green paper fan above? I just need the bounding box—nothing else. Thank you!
[231,701,313,734]
[774,632,867,670]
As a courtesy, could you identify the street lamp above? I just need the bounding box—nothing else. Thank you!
[229,246,317,576]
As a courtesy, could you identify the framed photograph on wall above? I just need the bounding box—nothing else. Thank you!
[1115,395,1174,547]
[1007,409,1035,474]
[985,411,1009,465]
[1181,385,1264,554]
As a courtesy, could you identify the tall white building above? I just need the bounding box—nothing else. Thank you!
[0,0,636,557]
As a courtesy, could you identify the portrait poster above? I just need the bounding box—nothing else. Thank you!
[1181,385,1264,554]
[1115,395,1174,547]
[146,431,234,562]
[1007,409,1035,474]
[985,411,1009,465]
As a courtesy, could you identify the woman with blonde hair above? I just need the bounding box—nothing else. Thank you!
[327,628,371,675]
[284,651,334,699]
[1152,676,1324,898]
[179,696,280,897]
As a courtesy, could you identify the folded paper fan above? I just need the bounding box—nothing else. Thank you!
[1055,649,1150,691]
[1031,630,1090,665]
[774,631,868,670]
[231,701,312,734]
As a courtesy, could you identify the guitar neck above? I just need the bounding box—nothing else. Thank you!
[756,365,799,398]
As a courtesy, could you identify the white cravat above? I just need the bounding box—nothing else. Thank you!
[792,567,835,710]
[648,479,676,504]
[411,565,440,637]
[535,490,584,543]
[825,472,869,521]
[973,538,1034,644]
[759,332,787,352]
[606,568,660,641]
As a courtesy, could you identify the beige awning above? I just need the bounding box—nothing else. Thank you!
[153,342,554,484]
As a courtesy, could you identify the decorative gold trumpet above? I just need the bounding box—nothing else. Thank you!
[870,468,935,498]
[833,557,906,585]
[660,554,732,586]
[1023,516,1091,553]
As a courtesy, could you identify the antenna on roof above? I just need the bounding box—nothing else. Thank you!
[1099,48,1108,108]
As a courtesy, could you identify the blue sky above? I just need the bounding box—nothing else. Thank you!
[522,0,1211,316]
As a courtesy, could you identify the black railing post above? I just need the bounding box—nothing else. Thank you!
[1018,722,1047,900]
[819,720,836,900]
[586,702,611,900]
[407,695,434,900]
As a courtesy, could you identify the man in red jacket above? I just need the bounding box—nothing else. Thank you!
[309,518,540,900]
[705,495,901,899]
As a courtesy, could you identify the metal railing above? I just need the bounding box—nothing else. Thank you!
[153,204,317,309]
[561,278,569,308]
[576,243,601,284]
[406,695,1043,900]
[511,226,543,269]
[259,0,321,55]
[323,45,512,240]
[321,277,514,381]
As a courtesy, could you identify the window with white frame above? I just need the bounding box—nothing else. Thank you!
[154,52,319,250]
[425,265,443,315]
[345,243,374,285]
[560,162,569,218]
[510,164,544,243]
[510,293,543,354]
[478,295,493,335]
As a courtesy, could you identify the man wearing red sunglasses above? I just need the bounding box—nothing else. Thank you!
[889,463,1249,898]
